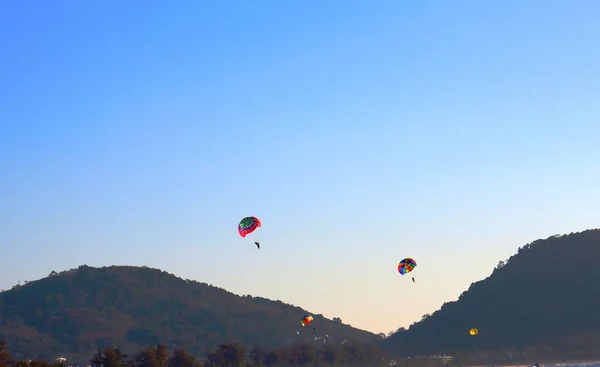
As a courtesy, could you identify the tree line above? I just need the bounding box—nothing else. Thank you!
[4,334,598,367]
[0,339,394,367]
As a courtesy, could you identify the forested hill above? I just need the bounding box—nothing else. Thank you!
[0,265,377,361]
[381,229,600,357]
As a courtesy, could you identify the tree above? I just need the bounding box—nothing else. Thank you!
[263,351,282,367]
[134,345,159,367]
[90,347,128,367]
[248,346,266,366]
[29,361,52,367]
[342,344,364,365]
[205,343,245,367]
[289,344,315,366]
[321,345,339,366]
[168,348,202,367]
[134,348,156,367]
[156,344,169,367]
[0,339,404,367]
[91,349,105,367]
[358,343,387,367]
[104,347,129,367]
[0,340,12,367]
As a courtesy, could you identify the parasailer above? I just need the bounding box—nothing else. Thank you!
[469,328,479,336]
[238,217,262,249]
[301,315,313,327]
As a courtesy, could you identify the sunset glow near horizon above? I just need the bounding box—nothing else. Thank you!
[1,0,599,334]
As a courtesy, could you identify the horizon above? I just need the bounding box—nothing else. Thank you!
[0,226,597,337]
[1,1,599,334]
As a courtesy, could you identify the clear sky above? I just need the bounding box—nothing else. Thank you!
[1,0,599,335]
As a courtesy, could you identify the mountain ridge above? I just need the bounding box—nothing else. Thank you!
[2,228,599,362]
[0,265,377,362]
[380,228,600,358]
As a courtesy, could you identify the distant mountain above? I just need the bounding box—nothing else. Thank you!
[0,265,377,361]
[380,229,600,358]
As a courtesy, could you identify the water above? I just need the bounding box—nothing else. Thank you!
[546,363,600,367]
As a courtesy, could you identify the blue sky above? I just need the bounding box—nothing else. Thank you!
[1,0,599,334]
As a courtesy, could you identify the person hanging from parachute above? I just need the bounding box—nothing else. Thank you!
[238,216,262,250]
[411,277,415,283]
[398,257,417,282]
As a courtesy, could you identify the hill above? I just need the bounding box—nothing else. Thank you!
[0,265,377,362]
[380,229,600,359]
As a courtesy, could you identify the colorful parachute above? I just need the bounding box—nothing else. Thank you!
[469,328,479,336]
[238,216,261,237]
[398,258,417,275]
[301,315,313,327]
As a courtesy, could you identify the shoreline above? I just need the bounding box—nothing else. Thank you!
[466,361,600,367]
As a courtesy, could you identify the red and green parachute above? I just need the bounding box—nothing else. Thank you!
[238,216,261,237]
